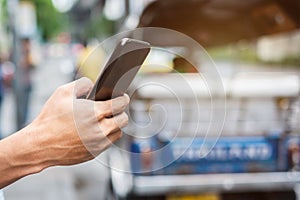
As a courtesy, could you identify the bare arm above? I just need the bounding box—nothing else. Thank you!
[0,77,129,189]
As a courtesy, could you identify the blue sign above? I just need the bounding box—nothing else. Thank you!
[130,136,282,174]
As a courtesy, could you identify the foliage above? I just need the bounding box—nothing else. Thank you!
[261,56,300,67]
[83,13,115,40]
[0,0,7,24]
[24,0,69,40]
[208,44,300,67]
[208,44,259,63]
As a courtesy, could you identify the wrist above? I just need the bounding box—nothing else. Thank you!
[0,125,48,188]
[1,123,50,176]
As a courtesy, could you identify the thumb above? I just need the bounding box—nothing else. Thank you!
[73,77,93,98]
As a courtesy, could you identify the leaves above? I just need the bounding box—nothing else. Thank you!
[24,0,69,40]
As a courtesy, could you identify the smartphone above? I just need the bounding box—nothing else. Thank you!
[87,38,150,101]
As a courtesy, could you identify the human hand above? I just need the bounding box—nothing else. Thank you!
[28,77,129,167]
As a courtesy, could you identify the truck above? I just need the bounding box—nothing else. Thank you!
[107,72,300,200]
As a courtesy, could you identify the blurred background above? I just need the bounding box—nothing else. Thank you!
[0,0,300,199]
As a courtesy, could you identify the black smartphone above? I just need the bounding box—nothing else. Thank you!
[87,38,150,101]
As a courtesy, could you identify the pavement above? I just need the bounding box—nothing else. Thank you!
[1,54,110,200]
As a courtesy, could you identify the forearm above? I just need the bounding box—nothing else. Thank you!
[0,124,49,189]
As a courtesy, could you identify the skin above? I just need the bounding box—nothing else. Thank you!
[0,77,129,189]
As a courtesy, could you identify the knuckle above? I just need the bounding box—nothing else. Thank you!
[116,131,123,140]
[101,126,111,136]
[98,113,105,120]
[97,110,105,120]
[101,119,114,135]
[105,118,114,128]
[56,85,70,96]
[80,77,93,87]
[124,94,130,105]
[120,113,129,127]
[95,102,108,119]
[118,96,129,108]
[124,119,129,127]
[110,131,122,143]
[124,113,129,122]
[101,101,110,111]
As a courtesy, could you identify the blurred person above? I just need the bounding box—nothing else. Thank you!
[0,53,15,139]
[15,38,35,130]
[0,77,129,190]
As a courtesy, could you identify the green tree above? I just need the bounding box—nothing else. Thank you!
[0,0,7,23]
[84,14,115,39]
[25,0,69,40]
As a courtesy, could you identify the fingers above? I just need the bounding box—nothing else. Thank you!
[100,112,129,135]
[74,77,93,98]
[93,113,127,150]
[95,94,130,118]
[54,77,93,99]
[57,77,93,98]
[106,130,123,143]
[92,130,123,155]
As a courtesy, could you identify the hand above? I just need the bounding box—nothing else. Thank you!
[29,77,130,167]
[0,77,129,188]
